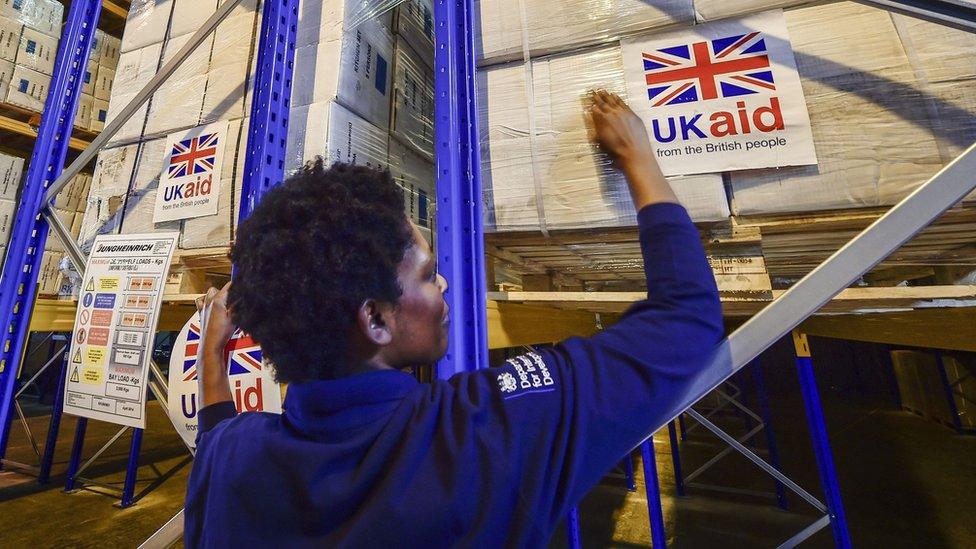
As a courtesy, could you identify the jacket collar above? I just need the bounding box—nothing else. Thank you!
[283,369,420,436]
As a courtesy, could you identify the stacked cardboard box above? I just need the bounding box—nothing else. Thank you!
[389,0,434,232]
[477,44,730,231]
[81,0,437,252]
[0,0,63,112]
[473,0,976,228]
[726,3,976,215]
[76,29,121,132]
[0,150,87,295]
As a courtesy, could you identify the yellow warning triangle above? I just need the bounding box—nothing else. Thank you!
[85,279,95,292]
[72,349,82,364]
[70,367,80,383]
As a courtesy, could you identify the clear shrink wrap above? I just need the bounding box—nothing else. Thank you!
[391,37,434,159]
[692,0,811,23]
[394,0,433,66]
[14,25,57,75]
[474,0,694,65]
[478,44,730,232]
[286,100,390,175]
[727,3,975,215]
[0,0,62,39]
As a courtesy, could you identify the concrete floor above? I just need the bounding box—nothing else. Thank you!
[1,360,975,547]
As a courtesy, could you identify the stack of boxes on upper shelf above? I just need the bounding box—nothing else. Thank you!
[79,0,437,256]
[0,149,91,296]
[76,29,121,133]
[287,0,435,238]
[473,0,976,231]
[0,0,62,112]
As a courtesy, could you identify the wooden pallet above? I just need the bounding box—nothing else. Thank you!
[486,205,976,293]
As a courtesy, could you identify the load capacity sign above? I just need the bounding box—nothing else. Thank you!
[168,312,282,448]
[153,121,228,223]
[62,233,178,429]
[620,9,817,176]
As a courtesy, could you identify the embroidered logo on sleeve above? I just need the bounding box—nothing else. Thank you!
[498,352,557,400]
[498,372,517,393]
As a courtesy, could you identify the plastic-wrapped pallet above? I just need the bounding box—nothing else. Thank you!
[0,0,62,112]
[478,44,730,231]
[727,3,975,215]
[82,0,430,254]
[474,0,694,65]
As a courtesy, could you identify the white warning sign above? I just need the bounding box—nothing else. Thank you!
[62,233,178,429]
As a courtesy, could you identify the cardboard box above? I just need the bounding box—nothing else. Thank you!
[0,15,20,62]
[0,0,62,39]
[296,0,393,50]
[106,42,162,143]
[202,4,260,124]
[171,0,217,40]
[285,100,390,175]
[0,57,12,99]
[391,38,433,159]
[5,64,49,111]
[389,137,434,228]
[90,98,108,132]
[120,0,171,53]
[52,172,89,211]
[74,92,94,130]
[0,196,14,245]
[479,44,729,231]
[81,58,96,95]
[15,25,57,75]
[36,251,61,295]
[43,208,74,253]
[99,32,121,70]
[88,28,105,64]
[184,119,247,248]
[93,64,114,101]
[474,0,694,64]
[394,0,433,67]
[144,33,211,137]
[292,14,395,130]
[0,152,23,200]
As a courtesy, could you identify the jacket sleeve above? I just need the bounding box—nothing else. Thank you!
[447,202,724,533]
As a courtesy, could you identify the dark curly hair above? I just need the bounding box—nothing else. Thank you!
[228,160,413,383]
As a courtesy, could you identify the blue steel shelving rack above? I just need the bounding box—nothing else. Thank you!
[0,0,103,468]
[0,0,972,547]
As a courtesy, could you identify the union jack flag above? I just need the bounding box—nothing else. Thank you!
[642,31,775,107]
[181,325,263,382]
[168,133,219,178]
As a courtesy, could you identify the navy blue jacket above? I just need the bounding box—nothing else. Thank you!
[184,202,723,547]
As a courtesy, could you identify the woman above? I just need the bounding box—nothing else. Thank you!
[184,92,723,547]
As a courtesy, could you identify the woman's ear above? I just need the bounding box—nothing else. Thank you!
[357,299,395,346]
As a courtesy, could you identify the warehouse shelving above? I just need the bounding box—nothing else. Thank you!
[0,0,973,547]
